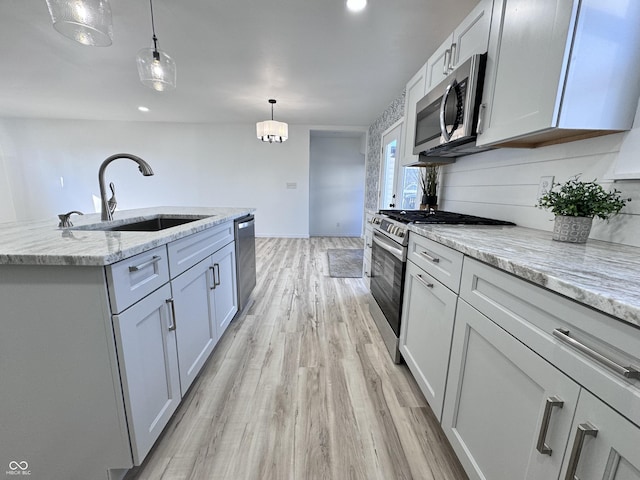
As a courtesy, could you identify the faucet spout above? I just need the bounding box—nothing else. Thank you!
[99,153,154,221]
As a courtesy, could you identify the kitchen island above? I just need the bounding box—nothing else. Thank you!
[0,207,253,480]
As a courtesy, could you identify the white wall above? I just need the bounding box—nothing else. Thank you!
[0,134,16,223]
[0,119,313,237]
[309,135,365,236]
[440,132,640,247]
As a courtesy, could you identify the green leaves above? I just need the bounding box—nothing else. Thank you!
[537,177,630,220]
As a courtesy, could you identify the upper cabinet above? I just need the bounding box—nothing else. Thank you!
[401,64,428,166]
[425,0,492,94]
[477,0,640,148]
[402,0,492,166]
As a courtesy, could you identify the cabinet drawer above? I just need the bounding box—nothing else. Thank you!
[408,233,463,292]
[167,221,234,278]
[460,257,640,425]
[106,245,170,314]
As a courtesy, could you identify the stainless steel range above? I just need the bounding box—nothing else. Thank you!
[368,209,514,363]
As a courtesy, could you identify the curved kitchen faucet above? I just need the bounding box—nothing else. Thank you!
[98,153,154,221]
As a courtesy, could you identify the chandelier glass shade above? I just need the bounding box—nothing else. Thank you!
[136,46,177,92]
[137,0,176,92]
[46,0,113,46]
[257,99,288,143]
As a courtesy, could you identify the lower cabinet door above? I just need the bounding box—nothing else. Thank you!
[211,242,238,341]
[399,260,458,420]
[442,299,580,480]
[560,390,640,480]
[171,257,216,395]
[112,284,181,465]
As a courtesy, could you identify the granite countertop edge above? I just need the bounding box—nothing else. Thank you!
[408,224,640,329]
[0,206,255,267]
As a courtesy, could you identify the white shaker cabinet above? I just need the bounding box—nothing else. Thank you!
[209,241,238,341]
[171,257,217,395]
[425,0,492,94]
[477,0,640,147]
[401,64,428,166]
[560,390,640,480]
[363,212,374,289]
[112,283,181,465]
[443,299,581,480]
[400,260,458,421]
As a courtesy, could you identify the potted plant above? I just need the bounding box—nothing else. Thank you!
[419,165,439,210]
[536,176,630,243]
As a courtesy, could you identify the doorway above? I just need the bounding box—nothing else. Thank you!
[309,130,366,236]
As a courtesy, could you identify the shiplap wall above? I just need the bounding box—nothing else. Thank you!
[439,132,640,247]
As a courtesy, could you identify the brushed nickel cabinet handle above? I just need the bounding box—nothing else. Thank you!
[416,274,434,289]
[477,103,486,134]
[443,48,451,76]
[128,255,161,272]
[209,266,216,290]
[553,328,640,380]
[214,263,221,287]
[564,423,598,480]
[536,396,564,455]
[166,298,177,331]
[419,250,440,263]
[449,42,457,71]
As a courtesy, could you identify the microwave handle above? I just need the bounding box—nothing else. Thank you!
[439,78,459,142]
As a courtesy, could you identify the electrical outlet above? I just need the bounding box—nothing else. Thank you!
[537,176,554,200]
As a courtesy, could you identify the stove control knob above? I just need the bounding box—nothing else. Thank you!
[398,230,405,237]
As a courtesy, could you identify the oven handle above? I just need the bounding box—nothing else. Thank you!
[372,231,404,261]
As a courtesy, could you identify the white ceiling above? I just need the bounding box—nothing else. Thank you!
[0,0,477,126]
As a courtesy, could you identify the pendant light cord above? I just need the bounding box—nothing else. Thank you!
[271,103,274,121]
[148,0,161,59]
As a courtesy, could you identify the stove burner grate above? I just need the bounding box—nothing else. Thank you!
[378,209,515,226]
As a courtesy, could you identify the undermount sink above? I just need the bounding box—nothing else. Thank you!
[71,215,212,232]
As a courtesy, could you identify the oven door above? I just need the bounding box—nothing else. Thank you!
[370,230,406,337]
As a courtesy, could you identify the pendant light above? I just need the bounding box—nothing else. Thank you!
[346,0,367,12]
[46,0,113,46]
[136,0,176,92]
[256,99,289,143]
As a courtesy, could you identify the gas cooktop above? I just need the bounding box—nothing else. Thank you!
[378,209,515,226]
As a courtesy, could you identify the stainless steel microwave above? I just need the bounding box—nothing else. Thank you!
[413,53,488,159]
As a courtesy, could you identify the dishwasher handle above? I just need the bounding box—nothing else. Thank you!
[237,215,255,230]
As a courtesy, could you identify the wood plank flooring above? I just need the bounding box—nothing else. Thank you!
[125,237,467,480]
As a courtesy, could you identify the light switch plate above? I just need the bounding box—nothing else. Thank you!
[537,176,554,200]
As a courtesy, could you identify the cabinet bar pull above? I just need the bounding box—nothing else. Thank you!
[564,423,598,480]
[449,42,457,71]
[536,396,564,455]
[553,328,640,380]
[416,274,434,289]
[214,263,221,287]
[166,298,177,331]
[443,48,451,75]
[477,103,486,134]
[209,266,216,290]
[128,255,161,272]
[419,250,440,263]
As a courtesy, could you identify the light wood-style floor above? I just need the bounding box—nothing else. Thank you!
[125,237,467,480]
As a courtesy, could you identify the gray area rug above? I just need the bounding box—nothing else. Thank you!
[327,249,364,278]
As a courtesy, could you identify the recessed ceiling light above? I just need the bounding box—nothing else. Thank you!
[346,0,367,12]
[138,106,150,112]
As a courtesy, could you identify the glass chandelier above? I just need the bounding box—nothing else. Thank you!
[136,0,176,92]
[256,99,289,143]
[46,0,113,46]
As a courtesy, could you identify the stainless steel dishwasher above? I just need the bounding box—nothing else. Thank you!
[234,214,256,311]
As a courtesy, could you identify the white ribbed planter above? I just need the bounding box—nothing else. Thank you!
[552,215,593,243]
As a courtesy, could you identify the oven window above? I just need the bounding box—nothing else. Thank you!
[370,240,405,336]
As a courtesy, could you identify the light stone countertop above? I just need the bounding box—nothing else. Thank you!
[408,224,640,329]
[0,206,254,267]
